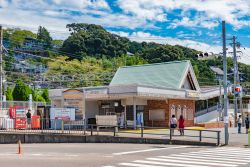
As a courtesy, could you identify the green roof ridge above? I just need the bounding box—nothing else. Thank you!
[120,60,190,69]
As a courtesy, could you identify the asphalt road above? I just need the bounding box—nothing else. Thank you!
[0,143,249,167]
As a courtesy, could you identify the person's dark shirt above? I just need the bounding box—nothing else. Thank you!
[246,117,250,124]
[26,112,31,119]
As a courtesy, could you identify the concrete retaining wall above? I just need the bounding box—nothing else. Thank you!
[0,133,217,146]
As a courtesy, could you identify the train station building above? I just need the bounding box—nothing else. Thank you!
[49,60,221,128]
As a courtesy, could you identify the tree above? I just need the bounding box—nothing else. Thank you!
[42,89,50,103]
[61,23,129,59]
[12,80,32,101]
[9,29,36,47]
[32,89,45,102]
[6,87,13,101]
[37,26,52,48]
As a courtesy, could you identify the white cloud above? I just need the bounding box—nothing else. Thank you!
[0,8,70,39]
[240,49,250,65]
[0,0,8,7]
[109,31,130,37]
[117,0,168,22]
[49,0,110,10]
[118,0,250,29]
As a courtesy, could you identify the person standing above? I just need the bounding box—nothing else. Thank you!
[178,115,185,136]
[237,115,242,134]
[26,109,32,129]
[170,115,177,135]
[245,114,250,134]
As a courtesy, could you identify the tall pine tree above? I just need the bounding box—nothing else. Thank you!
[37,26,52,48]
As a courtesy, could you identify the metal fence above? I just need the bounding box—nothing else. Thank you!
[0,117,221,146]
[0,117,86,135]
[0,101,49,111]
[88,125,221,146]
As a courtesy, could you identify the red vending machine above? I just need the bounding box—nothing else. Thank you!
[9,106,27,129]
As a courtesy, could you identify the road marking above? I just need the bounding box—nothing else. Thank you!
[0,153,15,156]
[133,160,209,167]
[113,146,189,155]
[158,156,247,165]
[32,154,42,156]
[183,152,250,157]
[103,155,114,158]
[146,157,237,167]
[111,147,250,167]
[0,153,79,157]
[197,149,250,154]
[119,162,164,167]
[177,154,249,162]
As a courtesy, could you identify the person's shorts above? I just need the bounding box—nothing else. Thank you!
[170,124,177,128]
[27,119,31,124]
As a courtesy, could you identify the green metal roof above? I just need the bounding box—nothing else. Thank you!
[110,60,190,89]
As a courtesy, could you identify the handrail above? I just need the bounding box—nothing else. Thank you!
[89,124,221,146]
[195,105,218,117]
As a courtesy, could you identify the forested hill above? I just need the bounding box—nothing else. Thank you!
[62,23,199,62]
[60,23,217,83]
[3,23,250,87]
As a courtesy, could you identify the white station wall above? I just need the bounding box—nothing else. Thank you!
[85,101,99,119]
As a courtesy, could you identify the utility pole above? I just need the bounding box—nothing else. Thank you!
[0,25,3,112]
[232,36,238,127]
[222,21,229,145]
[219,79,223,121]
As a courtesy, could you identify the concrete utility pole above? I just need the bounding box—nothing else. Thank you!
[232,36,238,127]
[0,25,3,112]
[222,21,229,145]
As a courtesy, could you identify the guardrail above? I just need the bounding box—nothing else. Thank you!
[88,124,221,146]
[195,105,218,117]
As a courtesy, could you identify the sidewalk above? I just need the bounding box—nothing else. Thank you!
[103,127,249,146]
[217,127,248,146]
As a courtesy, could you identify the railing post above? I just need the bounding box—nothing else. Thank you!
[55,119,57,133]
[41,118,43,133]
[69,121,71,134]
[199,130,202,142]
[217,131,220,146]
[84,119,86,135]
[91,125,93,136]
[170,128,172,140]
[61,120,64,134]
[113,126,116,137]
[141,123,143,138]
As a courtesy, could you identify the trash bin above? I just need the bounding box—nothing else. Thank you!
[31,116,40,129]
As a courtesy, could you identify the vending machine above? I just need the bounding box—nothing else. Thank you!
[9,106,27,129]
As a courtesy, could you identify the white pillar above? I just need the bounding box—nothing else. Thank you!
[29,94,32,110]
[83,89,86,120]
[133,97,136,129]
[124,102,127,128]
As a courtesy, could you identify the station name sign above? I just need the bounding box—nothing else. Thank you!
[186,91,200,98]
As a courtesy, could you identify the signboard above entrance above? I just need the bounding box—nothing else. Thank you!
[186,91,200,98]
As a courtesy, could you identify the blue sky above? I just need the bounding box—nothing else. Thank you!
[1,0,250,64]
